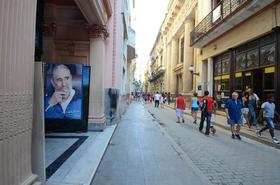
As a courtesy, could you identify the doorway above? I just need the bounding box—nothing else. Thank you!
[253,69,263,100]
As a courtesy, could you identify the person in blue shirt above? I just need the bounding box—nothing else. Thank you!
[190,92,199,124]
[225,91,243,140]
[45,64,82,120]
[256,96,280,144]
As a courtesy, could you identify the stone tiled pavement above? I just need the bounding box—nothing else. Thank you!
[92,103,211,185]
[146,103,280,185]
[163,102,280,149]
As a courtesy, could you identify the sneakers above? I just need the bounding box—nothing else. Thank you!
[235,134,242,140]
[176,121,180,123]
[182,119,185,123]
[256,130,261,137]
[231,134,235,139]
[272,137,280,144]
[193,120,197,124]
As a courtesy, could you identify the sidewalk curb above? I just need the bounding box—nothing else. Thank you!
[147,109,212,185]
[163,104,280,150]
[88,124,118,185]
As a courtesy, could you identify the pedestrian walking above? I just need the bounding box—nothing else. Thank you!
[175,94,185,123]
[256,96,280,144]
[190,92,199,124]
[199,91,214,135]
[225,92,243,140]
[154,92,161,108]
[247,89,258,130]
[241,91,250,128]
[167,92,171,105]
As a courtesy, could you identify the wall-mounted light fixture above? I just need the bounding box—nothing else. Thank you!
[189,65,199,76]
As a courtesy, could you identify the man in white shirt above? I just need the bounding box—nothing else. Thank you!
[154,92,161,108]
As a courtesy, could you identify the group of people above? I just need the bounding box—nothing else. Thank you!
[174,90,280,144]
[143,92,171,107]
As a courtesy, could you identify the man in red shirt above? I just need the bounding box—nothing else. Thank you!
[175,94,185,123]
[199,91,214,135]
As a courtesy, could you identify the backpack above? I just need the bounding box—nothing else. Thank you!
[200,97,213,113]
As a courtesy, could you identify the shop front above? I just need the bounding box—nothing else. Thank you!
[213,32,279,111]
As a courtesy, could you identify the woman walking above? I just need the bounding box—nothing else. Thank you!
[241,91,251,128]
[190,92,199,124]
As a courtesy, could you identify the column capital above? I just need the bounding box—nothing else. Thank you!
[43,22,57,37]
[87,24,109,39]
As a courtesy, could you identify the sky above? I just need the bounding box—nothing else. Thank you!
[134,0,169,81]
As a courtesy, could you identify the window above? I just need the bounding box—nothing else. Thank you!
[260,43,275,66]
[246,49,259,69]
[222,58,230,74]
[264,73,274,90]
[180,37,184,63]
[214,61,222,75]
[235,53,246,71]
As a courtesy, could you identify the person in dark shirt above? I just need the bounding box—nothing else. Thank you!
[199,91,214,135]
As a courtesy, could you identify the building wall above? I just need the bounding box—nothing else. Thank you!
[193,1,280,101]
[201,4,280,61]
[0,0,39,185]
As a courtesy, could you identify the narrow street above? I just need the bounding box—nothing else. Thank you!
[92,102,280,185]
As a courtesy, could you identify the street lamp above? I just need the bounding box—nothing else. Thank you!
[188,65,199,76]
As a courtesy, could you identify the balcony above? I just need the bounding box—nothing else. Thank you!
[148,65,166,82]
[127,27,136,61]
[190,0,276,48]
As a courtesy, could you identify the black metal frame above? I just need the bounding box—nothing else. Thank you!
[190,0,250,46]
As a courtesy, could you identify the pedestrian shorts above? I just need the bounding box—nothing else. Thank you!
[241,108,249,115]
[176,109,184,117]
[264,117,275,129]
[191,107,199,112]
[227,118,243,125]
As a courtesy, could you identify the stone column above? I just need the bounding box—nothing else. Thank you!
[87,24,108,131]
[0,0,38,185]
[183,19,194,94]
[165,43,171,91]
[207,57,214,96]
[170,39,179,94]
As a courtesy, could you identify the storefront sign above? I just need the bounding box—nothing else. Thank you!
[245,72,252,76]
[214,76,221,80]
[222,74,230,79]
[235,72,242,78]
[264,66,275,73]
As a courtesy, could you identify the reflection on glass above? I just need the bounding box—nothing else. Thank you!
[235,77,242,90]
[247,49,259,68]
[264,73,274,90]
[222,58,230,74]
[260,44,275,66]
[235,53,246,71]
[215,61,222,75]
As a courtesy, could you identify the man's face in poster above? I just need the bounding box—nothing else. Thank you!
[51,65,73,102]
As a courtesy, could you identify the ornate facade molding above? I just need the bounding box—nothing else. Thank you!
[87,24,109,39]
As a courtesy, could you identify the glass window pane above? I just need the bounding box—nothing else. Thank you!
[214,80,221,91]
[260,44,275,66]
[221,79,230,91]
[235,77,242,91]
[247,49,259,69]
[235,53,246,71]
[264,73,274,90]
[222,58,230,74]
[260,34,275,46]
[215,61,222,75]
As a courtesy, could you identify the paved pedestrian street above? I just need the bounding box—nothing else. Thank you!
[92,102,280,185]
